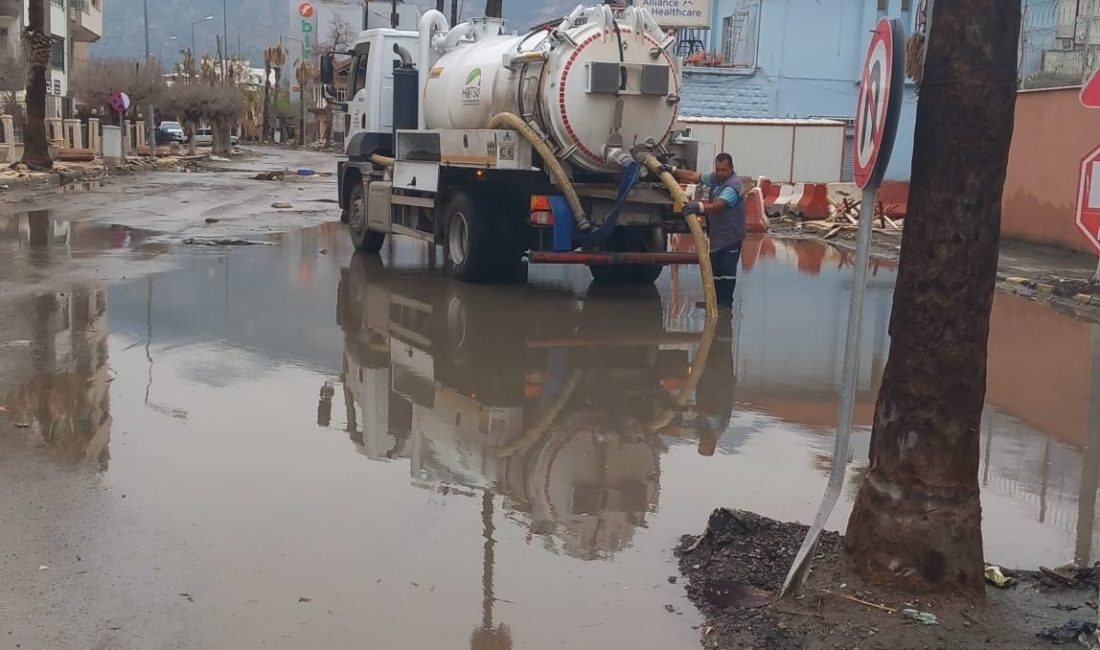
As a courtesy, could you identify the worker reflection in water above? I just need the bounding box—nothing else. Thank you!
[693,314,737,456]
[665,153,746,307]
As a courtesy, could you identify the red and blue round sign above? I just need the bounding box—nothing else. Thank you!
[110,91,131,113]
[853,18,904,190]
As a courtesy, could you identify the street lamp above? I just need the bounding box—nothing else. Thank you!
[191,15,214,65]
[159,35,177,65]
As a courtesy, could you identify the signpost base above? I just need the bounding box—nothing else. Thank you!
[780,186,879,597]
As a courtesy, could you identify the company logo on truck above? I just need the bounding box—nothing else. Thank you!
[462,68,482,105]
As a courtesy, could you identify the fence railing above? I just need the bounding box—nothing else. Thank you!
[1020,0,1100,89]
[0,115,146,162]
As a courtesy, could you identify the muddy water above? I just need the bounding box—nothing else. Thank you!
[2,220,1099,649]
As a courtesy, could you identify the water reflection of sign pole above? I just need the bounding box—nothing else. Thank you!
[1079,324,1100,570]
[781,17,905,598]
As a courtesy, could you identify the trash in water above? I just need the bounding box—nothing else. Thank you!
[271,202,293,209]
[253,171,285,181]
[182,237,273,247]
[984,565,1017,588]
[1037,619,1097,643]
[297,168,316,176]
[902,609,939,625]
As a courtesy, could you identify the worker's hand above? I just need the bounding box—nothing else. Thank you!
[658,163,677,175]
[680,202,704,217]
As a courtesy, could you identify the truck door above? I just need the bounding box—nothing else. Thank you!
[345,43,371,150]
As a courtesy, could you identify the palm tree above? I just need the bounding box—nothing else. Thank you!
[20,0,51,169]
[263,41,286,142]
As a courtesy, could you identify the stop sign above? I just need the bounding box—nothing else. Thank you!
[1077,144,1100,254]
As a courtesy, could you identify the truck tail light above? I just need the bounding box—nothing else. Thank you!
[529,195,555,226]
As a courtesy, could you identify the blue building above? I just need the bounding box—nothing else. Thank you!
[680,0,920,180]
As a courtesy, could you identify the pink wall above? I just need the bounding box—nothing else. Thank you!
[1002,88,1100,253]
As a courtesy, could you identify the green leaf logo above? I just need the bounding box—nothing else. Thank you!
[465,68,482,84]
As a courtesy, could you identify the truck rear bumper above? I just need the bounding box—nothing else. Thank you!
[525,251,700,265]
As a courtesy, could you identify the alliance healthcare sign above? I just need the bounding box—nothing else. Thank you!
[638,0,711,29]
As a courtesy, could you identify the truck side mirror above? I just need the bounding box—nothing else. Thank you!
[320,53,335,86]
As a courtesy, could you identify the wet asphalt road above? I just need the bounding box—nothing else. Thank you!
[2,147,1100,649]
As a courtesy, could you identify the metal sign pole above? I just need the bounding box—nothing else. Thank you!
[781,17,904,599]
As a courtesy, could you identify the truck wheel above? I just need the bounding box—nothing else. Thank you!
[349,183,385,254]
[444,192,495,283]
[588,228,665,284]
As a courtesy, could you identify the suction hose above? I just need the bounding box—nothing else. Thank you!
[488,112,591,233]
[370,153,395,169]
[638,154,719,319]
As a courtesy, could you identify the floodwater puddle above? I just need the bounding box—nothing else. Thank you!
[1,226,1098,648]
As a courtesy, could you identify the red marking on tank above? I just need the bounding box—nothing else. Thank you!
[558,32,605,164]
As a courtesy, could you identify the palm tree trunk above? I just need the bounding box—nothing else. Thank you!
[20,0,51,169]
[843,0,1021,596]
[262,65,271,142]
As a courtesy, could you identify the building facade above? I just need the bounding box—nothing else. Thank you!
[0,0,103,119]
[680,0,920,181]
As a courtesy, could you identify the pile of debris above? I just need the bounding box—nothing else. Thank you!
[800,190,906,241]
[302,139,340,152]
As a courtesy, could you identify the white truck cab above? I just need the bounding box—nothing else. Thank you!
[342,29,419,161]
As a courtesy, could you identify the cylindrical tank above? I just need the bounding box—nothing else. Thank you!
[422,6,681,174]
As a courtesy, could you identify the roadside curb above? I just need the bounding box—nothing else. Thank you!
[813,234,1100,321]
[0,156,202,194]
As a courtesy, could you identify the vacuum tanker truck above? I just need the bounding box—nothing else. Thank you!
[320,4,713,284]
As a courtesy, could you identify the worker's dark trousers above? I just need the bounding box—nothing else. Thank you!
[710,243,742,307]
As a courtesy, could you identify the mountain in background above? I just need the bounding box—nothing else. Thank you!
[92,0,580,65]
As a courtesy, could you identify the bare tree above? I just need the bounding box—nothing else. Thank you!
[163,84,245,156]
[318,14,354,54]
[71,59,166,120]
[844,0,1022,596]
[20,0,51,169]
[207,86,245,155]
[317,14,354,147]
[164,84,205,155]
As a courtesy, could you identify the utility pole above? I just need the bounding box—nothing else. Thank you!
[222,0,229,83]
[451,0,458,25]
[844,0,1022,596]
[435,0,444,12]
[485,0,502,18]
[143,0,156,157]
[391,0,399,28]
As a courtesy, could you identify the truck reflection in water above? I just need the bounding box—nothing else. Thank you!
[335,254,733,561]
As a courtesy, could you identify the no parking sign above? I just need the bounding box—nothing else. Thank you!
[854,19,905,190]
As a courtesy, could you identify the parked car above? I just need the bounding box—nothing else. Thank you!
[158,121,186,143]
[153,128,177,146]
[190,128,239,147]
